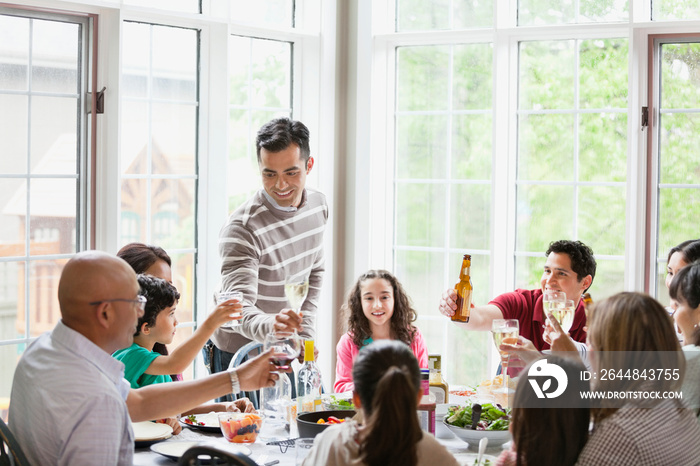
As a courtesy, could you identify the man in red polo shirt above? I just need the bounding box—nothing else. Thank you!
[439,240,596,351]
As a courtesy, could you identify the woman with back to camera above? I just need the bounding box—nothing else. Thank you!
[303,340,458,466]
[575,292,700,465]
[495,355,590,466]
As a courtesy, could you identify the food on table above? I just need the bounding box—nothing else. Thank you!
[449,389,477,397]
[182,414,205,426]
[315,416,348,425]
[324,395,355,410]
[219,412,264,443]
[445,403,510,431]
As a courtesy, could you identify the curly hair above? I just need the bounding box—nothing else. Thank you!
[343,270,418,349]
[134,274,180,337]
[546,240,596,290]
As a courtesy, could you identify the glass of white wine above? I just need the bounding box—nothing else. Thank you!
[549,299,575,334]
[491,319,519,396]
[260,331,301,439]
[543,290,566,315]
[284,275,309,317]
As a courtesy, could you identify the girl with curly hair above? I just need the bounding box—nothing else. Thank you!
[333,270,428,393]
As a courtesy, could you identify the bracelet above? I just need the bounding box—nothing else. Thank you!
[228,368,240,394]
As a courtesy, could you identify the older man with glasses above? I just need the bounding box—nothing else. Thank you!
[9,250,283,466]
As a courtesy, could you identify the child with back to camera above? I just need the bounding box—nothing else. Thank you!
[334,270,428,393]
[304,340,458,466]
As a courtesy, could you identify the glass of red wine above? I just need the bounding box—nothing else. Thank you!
[260,331,301,439]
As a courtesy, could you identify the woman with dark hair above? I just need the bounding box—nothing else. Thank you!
[575,292,700,465]
[334,270,428,393]
[495,355,590,466]
[665,239,700,290]
[303,340,458,466]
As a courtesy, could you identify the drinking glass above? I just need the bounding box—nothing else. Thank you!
[543,290,566,316]
[491,319,519,397]
[215,291,243,328]
[260,331,301,439]
[549,299,575,334]
[284,275,309,316]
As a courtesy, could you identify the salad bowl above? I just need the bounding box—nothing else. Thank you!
[442,417,512,447]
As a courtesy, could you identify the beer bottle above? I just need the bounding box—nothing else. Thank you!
[452,254,472,322]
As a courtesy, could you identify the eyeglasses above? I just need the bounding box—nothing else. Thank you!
[89,295,147,311]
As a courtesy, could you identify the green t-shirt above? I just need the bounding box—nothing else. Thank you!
[113,342,172,388]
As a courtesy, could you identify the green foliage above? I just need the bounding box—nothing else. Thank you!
[396,183,447,248]
[396,0,493,31]
[397,46,450,111]
[518,0,628,25]
[653,0,700,20]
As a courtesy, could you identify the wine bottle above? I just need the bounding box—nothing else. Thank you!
[297,340,322,413]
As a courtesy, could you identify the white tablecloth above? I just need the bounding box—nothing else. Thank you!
[133,420,508,466]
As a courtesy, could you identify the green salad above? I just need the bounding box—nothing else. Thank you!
[445,403,510,431]
[327,395,355,409]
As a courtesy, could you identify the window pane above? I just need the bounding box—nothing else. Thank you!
[27,259,64,336]
[515,256,544,290]
[396,0,493,31]
[31,96,78,173]
[516,185,575,252]
[450,184,491,250]
[395,183,447,248]
[152,179,196,250]
[658,188,700,258]
[0,262,24,338]
[451,115,492,179]
[232,0,294,28]
[0,95,28,174]
[518,0,628,25]
[227,35,292,214]
[661,43,700,109]
[152,103,196,175]
[579,113,627,182]
[123,0,199,14]
[588,258,624,302]
[659,113,700,185]
[152,27,197,101]
[394,250,446,319]
[653,1,700,21]
[31,19,79,94]
[396,115,448,179]
[0,345,20,419]
[580,39,629,109]
[578,186,626,256]
[397,46,449,112]
[29,180,77,255]
[518,114,575,181]
[0,14,29,91]
[453,44,493,110]
[121,101,148,175]
[1,179,26,258]
[519,40,575,110]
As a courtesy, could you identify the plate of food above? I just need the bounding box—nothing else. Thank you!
[443,402,512,447]
[150,441,251,461]
[179,412,224,432]
[132,421,172,448]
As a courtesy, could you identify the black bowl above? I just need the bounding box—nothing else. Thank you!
[296,410,356,438]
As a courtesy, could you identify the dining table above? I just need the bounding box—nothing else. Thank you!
[133,415,509,466]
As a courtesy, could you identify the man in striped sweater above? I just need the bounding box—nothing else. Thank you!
[205,118,328,390]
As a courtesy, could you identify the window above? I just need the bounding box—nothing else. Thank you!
[652,38,700,303]
[0,8,90,413]
[227,35,293,211]
[363,1,700,387]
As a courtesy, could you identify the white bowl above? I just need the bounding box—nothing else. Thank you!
[442,415,511,447]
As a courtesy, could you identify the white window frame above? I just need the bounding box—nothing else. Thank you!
[353,0,700,383]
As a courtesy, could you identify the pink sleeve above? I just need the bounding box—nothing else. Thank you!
[333,334,358,393]
[412,327,429,369]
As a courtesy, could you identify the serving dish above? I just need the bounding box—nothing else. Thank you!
[150,441,251,462]
[442,416,511,447]
[296,410,356,438]
[132,421,172,447]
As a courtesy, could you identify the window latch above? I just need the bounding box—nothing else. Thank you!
[641,106,648,130]
[87,87,106,114]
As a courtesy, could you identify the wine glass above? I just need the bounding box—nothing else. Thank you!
[215,291,243,328]
[491,319,519,399]
[284,275,309,316]
[543,290,566,316]
[549,299,575,334]
[260,331,301,438]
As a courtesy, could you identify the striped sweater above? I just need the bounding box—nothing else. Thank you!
[211,188,328,354]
